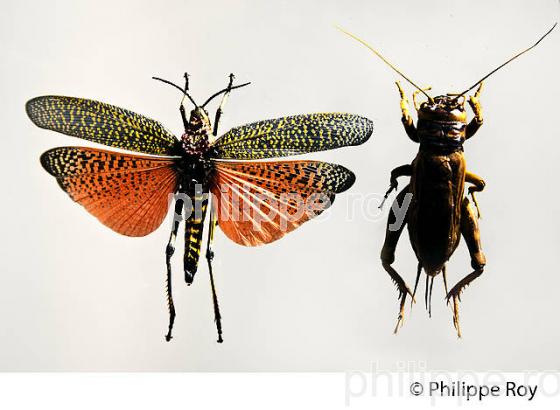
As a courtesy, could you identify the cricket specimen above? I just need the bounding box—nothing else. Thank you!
[339,23,556,336]
[27,73,373,342]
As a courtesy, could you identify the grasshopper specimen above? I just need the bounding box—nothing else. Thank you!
[340,23,556,336]
[27,73,372,342]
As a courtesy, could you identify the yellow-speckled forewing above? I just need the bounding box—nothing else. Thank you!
[26,96,178,155]
[211,113,373,159]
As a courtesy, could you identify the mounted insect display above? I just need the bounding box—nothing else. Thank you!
[26,73,373,342]
[339,24,556,337]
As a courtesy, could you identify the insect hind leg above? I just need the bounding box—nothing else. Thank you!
[380,185,415,333]
[206,203,223,343]
[446,197,486,337]
[164,196,184,342]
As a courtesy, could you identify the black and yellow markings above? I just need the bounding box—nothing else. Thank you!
[212,113,373,159]
[26,96,178,155]
[214,160,355,195]
[184,192,208,278]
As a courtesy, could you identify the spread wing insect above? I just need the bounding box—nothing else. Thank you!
[339,23,556,337]
[26,73,373,342]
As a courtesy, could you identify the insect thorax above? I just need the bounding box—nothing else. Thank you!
[181,128,211,157]
[417,119,466,151]
[417,99,467,151]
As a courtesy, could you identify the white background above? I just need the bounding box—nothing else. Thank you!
[0,0,559,371]
[1,372,559,409]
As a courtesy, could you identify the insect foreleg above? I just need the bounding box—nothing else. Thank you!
[179,73,191,132]
[395,81,418,142]
[165,196,185,341]
[205,201,223,343]
[446,197,486,337]
[466,82,484,139]
[412,86,432,111]
[465,171,486,218]
[213,73,235,137]
[380,185,415,333]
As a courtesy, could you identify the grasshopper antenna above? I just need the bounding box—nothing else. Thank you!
[152,75,199,107]
[456,23,557,97]
[202,81,251,108]
[337,25,434,103]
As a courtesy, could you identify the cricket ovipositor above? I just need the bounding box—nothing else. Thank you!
[27,73,373,342]
[339,23,556,337]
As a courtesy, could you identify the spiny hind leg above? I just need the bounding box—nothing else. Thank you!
[206,202,223,343]
[380,185,414,333]
[165,196,185,342]
[446,197,486,337]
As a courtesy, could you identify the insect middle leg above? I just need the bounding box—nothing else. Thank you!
[164,196,185,342]
[379,164,412,208]
[380,184,415,333]
[446,197,486,337]
[466,171,486,218]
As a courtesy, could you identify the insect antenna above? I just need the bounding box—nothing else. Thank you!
[202,81,251,108]
[152,75,199,107]
[337,26,434,103]
[455,22,557,97]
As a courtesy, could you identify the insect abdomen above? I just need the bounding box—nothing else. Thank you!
[408,150,465,275]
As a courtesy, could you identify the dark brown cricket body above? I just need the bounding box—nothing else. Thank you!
[381,85,487,337]
[339,23,555,337]
[409,96,469,275]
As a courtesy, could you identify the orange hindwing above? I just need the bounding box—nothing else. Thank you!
[211,160,354,246]
[41,147,178,237]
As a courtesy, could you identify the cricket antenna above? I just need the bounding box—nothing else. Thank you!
[456,23,557,97]
[337,26,434,103]
[152,75,199,107]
